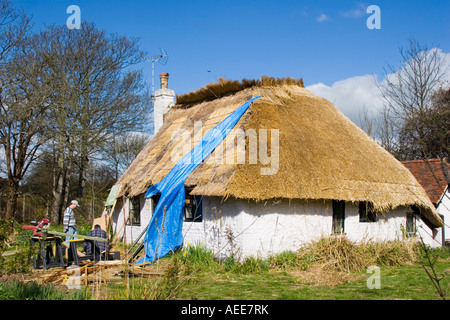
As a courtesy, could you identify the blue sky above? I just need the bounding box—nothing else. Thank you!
[12,0,450,121]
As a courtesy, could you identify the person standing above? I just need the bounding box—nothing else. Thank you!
[63,200,79,242]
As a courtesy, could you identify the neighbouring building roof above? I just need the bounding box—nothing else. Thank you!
[402,159,450,205]
[115,77,443,228]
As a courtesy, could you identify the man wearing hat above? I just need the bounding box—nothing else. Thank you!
[63,200,79,241]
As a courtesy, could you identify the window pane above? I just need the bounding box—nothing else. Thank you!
[359,201,377,222]
[332,200,345,234]
[406,213,416,234]
[184,189,203,222]
[128,196,141,226]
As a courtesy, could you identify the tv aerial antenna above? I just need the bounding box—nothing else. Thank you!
[143,48,169,101]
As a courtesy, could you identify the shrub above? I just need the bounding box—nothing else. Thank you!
[232,256,269,274]
[268,250,300,270]
[179,242,215,267]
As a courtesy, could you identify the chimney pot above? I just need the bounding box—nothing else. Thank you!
[160,72,169,89]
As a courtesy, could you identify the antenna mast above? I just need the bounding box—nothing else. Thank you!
[143,48,169,103]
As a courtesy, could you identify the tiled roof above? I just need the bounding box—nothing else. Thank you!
[402,159,450,204]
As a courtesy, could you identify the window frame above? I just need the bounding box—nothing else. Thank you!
[332,200,345,234]
[406,212,416,236]
[184,188,203,222]
[128,196,141,226]
[359,201,378,223]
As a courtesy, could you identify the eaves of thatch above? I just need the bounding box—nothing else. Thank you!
[116,77,443,228]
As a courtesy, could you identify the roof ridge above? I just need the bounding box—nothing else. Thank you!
[175,76,304,108]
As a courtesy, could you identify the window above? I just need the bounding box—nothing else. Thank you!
[406,212,416,236]
[128,196,141,226]
[359,201,378,222]
[332,200,345,234]
[184,189,203,222]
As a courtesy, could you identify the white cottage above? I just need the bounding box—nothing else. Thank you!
[111,75,444,261]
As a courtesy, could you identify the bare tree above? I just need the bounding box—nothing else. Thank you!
[0,0,29,64]
[357,105,375,138]
[377,38,449,160]
[0,1,46,221]
[427,88,450,160]
[0,39,52,220]
[27,22,151,223]
[104,132,151,179]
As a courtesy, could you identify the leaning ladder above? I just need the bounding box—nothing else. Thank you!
[126,225,148,263]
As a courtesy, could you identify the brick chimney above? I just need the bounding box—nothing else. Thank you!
[160,72,169,89]
[153,72,175,134]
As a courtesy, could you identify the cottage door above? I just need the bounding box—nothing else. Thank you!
[332,200,345,234]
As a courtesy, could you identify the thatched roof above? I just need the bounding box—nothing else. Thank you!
[116,77,443,228]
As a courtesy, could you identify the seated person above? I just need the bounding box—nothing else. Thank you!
[83,224,109,257]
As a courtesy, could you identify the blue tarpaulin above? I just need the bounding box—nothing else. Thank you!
[136,95,261,265]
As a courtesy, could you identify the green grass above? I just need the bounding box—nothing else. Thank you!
[3,261,446,300]
[1,235,448,300]
[0,281,90,300]
[175,260,449,300]
[172,241,450,300]
[101,243,449,300]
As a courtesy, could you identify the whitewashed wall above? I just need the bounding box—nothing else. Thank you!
[112,195,444,255]
[436,189,449,245]
[112,194,155,244]
[182,197,443,259]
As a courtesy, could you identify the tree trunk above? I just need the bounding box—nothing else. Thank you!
[62,155,72,223]
[51,136,73,224]
[77,154,88,198]
[5,178,19,221]
[51,146,65,224]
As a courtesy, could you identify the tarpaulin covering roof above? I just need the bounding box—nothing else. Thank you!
[136,96,261,264]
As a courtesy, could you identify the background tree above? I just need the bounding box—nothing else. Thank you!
[0,0,29,64]
[0,37,52,220]
[0,0,31,221]
[104,132,151,180]
[377,38,449,160]
[27,22,151,223]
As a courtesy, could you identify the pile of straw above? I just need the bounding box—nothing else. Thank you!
[296,235,419,273]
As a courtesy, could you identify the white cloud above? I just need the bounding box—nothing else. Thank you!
[340,3,367,19]
[437,49,450,84]
[306,74,383,124]
[316,13,330,22]
[306,49,450,127]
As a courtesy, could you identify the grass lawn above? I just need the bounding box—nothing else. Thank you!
[1,235,448,301]
[174,260,449,300]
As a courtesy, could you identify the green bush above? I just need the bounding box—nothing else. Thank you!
[232,256,269,274]
[268,250,300,270]
[179,243,215,267]
[223,256,236,272]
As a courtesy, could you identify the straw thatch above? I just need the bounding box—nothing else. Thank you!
[116,77,443,228]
